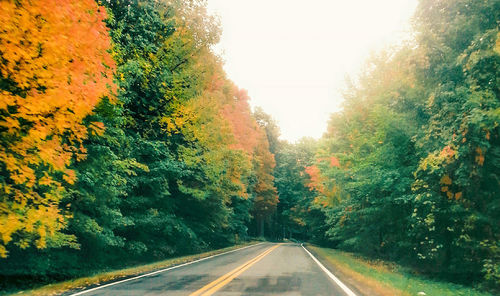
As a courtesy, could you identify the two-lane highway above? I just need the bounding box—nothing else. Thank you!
[71,243,357,296]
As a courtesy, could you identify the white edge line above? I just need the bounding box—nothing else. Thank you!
[69,242,264,295]
[301,243,357,296]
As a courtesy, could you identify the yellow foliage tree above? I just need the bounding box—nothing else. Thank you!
[0,0,115,257]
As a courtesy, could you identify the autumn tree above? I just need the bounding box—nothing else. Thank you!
[410,0,500,285]
[0,0,281,290]
[292,0,499,292]
[0,0,115,257]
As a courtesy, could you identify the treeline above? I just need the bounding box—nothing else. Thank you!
[274,0,499,292]
[0,0,278,288]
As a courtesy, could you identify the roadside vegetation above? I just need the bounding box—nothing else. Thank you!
[270,1,500,293]
[0,0,277,292]
[0,0,498,294]
[309,245,493,296]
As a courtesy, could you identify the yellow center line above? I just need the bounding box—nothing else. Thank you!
[189,244,281,296]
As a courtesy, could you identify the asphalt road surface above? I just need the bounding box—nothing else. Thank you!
[71,243,357,296]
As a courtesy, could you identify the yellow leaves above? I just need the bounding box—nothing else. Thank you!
[0,213,23,256]
[0,0,115,253]
[18,239,30,249]
[455,192,462,200]
[0,246,7,258]
[39,173,55,187]
[37,227,47,248]
[0,117,20,134]
[9,165,36,187]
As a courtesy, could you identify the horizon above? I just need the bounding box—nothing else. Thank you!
[207,0,419,142]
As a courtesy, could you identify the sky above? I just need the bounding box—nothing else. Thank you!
[206,0,419,142]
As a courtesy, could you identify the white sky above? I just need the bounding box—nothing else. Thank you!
[207,0,419,142]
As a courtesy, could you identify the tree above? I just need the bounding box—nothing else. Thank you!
[274,138,321,241]
[251,131,278,237]
[0,0,115,257]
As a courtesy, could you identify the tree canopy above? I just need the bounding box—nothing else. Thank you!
[0,0,498,294]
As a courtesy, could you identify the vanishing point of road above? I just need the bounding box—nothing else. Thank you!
[69,243,359,296]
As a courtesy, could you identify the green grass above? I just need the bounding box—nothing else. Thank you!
[6,241,260,296]
[309,245,493,296]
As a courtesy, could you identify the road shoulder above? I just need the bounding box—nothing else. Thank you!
[304,244,386,296]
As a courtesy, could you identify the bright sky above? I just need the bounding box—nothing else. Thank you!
[207,0,419,142]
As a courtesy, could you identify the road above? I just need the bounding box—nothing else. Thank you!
[71,243,357,296]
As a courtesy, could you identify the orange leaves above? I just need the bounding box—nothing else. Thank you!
[475,147,485,166]
[222,87,260,154]
[440,146,456,159]
[305,165,322,192]
[316,156,341,168]
[305,154,344,207]
[439,175,453,198]
[440,175,452,185]
[329,156,341,167]
[62,169,76,185]
[0,0,115,254]
[305,164,338,207]
[439,174,462,200]
[89,122,106,137]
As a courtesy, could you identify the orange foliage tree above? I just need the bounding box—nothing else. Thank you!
[305,156,342,207]
[221,86,278,236]
[222,87,261,154]
[0,0,115,256]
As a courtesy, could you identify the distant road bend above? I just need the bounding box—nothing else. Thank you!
[70,243,358,296]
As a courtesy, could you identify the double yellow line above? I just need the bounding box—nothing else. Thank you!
[189,244,281,296]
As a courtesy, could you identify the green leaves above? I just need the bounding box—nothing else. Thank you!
[0,0,277,288]
[297,0,500,292]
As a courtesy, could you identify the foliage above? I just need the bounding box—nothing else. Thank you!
[0,0,115,257]
[310,245,494,296]
[1,0,498,294]
[0,0,278,290]
[296,0,500,292]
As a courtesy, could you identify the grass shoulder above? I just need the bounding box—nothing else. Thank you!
[7,241,261,296]
[307,245,493,296]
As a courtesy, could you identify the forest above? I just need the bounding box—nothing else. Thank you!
[0,0,499,294]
